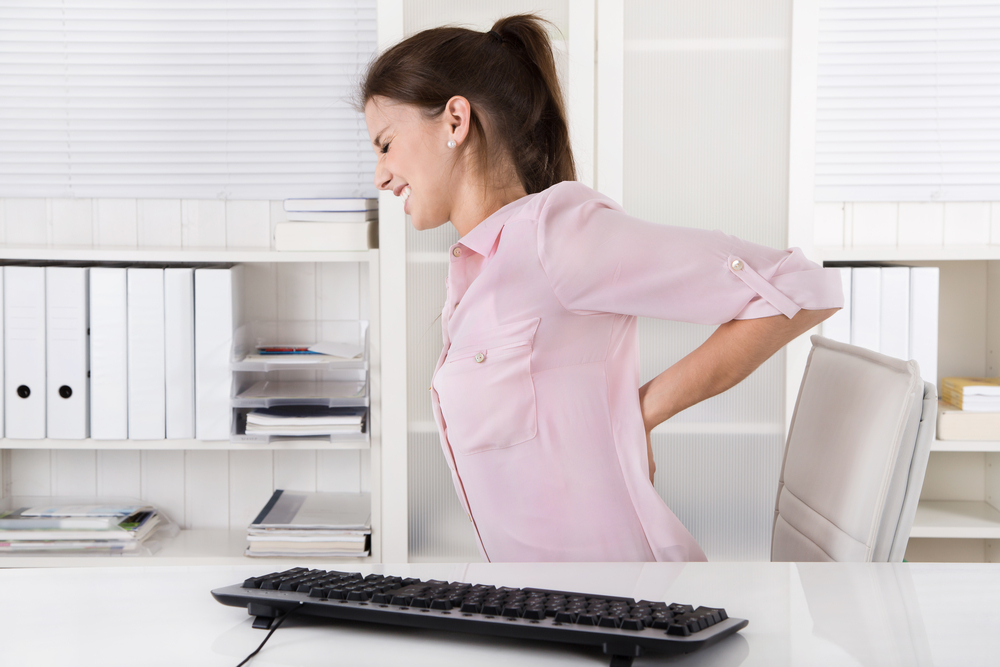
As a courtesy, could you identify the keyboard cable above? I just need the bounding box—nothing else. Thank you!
[236,602,304,667]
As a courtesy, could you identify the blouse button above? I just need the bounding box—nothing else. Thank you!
[452,247,462,257]
[731,259,744,271]
[474,352,486,363]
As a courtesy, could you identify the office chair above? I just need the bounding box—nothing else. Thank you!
[771,335,936,562]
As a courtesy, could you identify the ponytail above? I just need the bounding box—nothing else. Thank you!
[359,14,576,195]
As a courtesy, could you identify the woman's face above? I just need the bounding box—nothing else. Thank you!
[364,96,457,231]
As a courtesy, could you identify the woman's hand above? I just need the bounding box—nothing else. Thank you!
[639,307,839,486]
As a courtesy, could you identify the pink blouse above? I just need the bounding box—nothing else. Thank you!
[429,181,844,562]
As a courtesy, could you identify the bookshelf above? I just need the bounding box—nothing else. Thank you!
[803,248,1000,564]
[0,221,394,567]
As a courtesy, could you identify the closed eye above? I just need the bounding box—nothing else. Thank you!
[380,142,390,154]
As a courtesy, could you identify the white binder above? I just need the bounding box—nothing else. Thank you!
[850,267,881,353]
[46,267,90,439]
[90,267,129,439]
[195,265,243,440]
[4,266,46,439]
[879,267,910,361]
[821,267,852,344]
[127,268,166,440]
[909,267,940,388]
[165,268,195,439]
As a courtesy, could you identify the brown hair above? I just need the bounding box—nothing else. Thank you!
[358,14,576,195]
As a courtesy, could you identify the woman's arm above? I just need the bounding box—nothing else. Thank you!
[639,307,839,484]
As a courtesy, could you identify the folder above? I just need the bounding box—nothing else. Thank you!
[195,265,243,440]
[850,267,880,353]
[821,267,852,344]
[165,268,195,439]
[4,266,46,439]
[46,267,89,439]
[127,268,165,439]
[909,267,939,388]
[879,267,910,361]
[90,267,129,439]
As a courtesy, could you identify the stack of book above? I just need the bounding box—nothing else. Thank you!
[937,377,1000,440]
[246,490,371,558]
[275,198,378,251]
[0,501,172,556]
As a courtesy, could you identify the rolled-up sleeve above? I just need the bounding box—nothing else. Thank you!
[536,182,844,324]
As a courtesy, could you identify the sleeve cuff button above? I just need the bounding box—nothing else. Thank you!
[731,259,744,271]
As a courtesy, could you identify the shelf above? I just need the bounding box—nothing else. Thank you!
[0,437,370,451]
[931,439,1000,452]
[0,529,374,568]
[0,244,374,263]
[910,500,1000,539]
[818,245,1000,263]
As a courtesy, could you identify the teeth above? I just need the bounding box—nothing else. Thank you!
[402,185,411,202]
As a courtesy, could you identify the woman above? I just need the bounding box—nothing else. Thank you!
[360,15,842,562]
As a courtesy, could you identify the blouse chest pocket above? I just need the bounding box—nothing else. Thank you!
[433,317,540,456]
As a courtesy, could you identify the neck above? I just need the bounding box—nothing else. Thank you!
[451,177,528,238]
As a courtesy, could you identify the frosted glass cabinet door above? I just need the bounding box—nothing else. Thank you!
[622,0,792,560]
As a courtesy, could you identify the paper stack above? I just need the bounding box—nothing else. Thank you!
[0,500,176,556]
[246,490,371,558]
[276,198,378,251]
[244,406,366,437]
[941,377,1000,412]
[937,377,1000,440]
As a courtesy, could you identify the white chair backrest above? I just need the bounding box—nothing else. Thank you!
[772,336,936,562]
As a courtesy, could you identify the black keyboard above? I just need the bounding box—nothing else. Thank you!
[212,567,748,666]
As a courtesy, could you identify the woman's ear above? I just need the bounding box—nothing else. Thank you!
[442,95,472,146]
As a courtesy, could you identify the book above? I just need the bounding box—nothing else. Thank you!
[251,490,371,530]
[937,401,1000,440]
[0,506,161,542]
[941,377,1000,411]
[274,221,378,251]
[283,198,377,213]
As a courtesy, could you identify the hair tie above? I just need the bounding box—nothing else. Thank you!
[487,30,503,44]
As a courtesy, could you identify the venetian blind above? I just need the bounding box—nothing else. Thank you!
[0,0,378,200]
[816,0,1000,202]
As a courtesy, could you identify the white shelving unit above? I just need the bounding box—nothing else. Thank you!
[808,249,1000,564]
[0,244,392,567]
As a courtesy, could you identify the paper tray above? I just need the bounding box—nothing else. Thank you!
[231,320,369,371]
[230,409,370,446]
[232,380,369,408]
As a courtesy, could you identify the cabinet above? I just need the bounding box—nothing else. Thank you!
[810,246,1000,564]
[0,236,398,567]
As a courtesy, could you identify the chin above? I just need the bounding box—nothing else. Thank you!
[408,213,449,232]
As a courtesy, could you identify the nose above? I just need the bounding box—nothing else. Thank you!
[374,159,392,191]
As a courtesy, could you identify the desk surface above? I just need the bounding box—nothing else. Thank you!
[1,562,997,666]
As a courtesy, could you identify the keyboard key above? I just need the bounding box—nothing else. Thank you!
[347,590,370,601]
[430,600,452,610]
[554,611,577,624]
[620,619,645,631]
[390,595,411,606]
[667,623,691,637]
[598,616,620,628]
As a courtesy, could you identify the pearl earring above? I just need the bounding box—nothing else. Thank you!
[447,139,457,149]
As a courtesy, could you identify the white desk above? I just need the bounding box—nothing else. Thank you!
[1,562,997,666]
